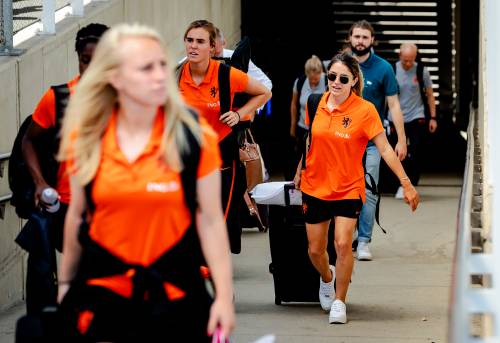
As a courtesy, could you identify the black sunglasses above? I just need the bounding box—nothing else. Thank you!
[327,72,350,85]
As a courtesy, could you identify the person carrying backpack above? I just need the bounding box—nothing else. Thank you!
[178,19,271,254]
[10,23,108,316]
[388,43,438,199]
[56,24,234,341]
[293,52,419,324]
[20,23,109,252]
[288,55,328,179]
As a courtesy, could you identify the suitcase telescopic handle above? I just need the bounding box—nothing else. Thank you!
[284,183,296,207]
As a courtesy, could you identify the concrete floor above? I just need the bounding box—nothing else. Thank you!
[0,173,461,343]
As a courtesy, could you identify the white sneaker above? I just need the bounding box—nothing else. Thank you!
[319,265,336,311]
[356,241,372,261]
[329,299,347,324]
[395,186,404,199]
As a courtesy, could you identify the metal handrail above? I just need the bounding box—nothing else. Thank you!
[448,108,476,342]
[0,194,12,203]
[0,193,12,220]
[1,0,95,55]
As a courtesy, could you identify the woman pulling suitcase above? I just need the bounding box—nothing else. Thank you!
[295,52,419,324]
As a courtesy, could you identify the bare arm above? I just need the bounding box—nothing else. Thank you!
[22,121,51,203]
[386,94,407,161]
[290,91,299,137]
[426,87,438,133]
[57,176,86,303]
[196,170,235,337]
[372,132,419,211]
[220,76,272,126]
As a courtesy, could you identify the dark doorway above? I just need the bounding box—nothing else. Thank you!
[241,0,466,181]
[241,0,335,178]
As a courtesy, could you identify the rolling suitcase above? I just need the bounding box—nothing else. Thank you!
[267,184,336,305]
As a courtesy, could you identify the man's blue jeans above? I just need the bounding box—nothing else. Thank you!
[358,144,381,243]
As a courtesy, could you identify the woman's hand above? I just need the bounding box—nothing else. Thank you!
[401,180,419,211]
[207,296,235,340]
[57,283,70,304]
[293,171,301,189]
[220,111,240,127]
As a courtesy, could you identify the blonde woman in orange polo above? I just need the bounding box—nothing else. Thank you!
[57,24,234,341]
[295,52,419,324]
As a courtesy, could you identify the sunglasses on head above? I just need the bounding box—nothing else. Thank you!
[327,72,350,84]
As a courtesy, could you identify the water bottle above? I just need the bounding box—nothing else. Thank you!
[40,187,60,213]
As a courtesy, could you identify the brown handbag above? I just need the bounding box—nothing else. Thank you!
[239,129,260,162]
[239,129,264,191]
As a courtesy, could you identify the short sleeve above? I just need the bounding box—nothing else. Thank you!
[197,118,222,178]
[383,64,399,97]
[229,67,249,94]
[423,66,433,89]
[32,88,56,129]
[64,130,79,176]
[364,103,385,140]
[292,78,298,93]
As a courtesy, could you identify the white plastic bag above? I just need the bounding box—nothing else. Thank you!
[250,181,302,206]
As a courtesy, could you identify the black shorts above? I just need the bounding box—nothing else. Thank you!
[302,193,363,224]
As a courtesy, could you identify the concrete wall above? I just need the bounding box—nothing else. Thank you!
[0,0,241,311]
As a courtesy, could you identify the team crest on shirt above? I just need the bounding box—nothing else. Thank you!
[210,86,218,98]
[342,116,352,128]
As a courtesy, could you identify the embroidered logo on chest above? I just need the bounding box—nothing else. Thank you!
[210,86,218,98]
[342,116,352,128]
[146,181,180,193]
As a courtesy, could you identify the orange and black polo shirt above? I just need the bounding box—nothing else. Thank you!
[178,59,249,141]
[300,92,384,202]
[71,108,221,300]
[32,76,79,204]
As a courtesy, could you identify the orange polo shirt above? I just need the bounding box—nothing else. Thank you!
[32,76,79,204]
[75,108,221,299]
[300,92,384,202]
[178,59,249,141]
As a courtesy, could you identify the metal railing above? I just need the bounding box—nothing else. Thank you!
[1,0,100,56]
[448,108,490,342]
[0,152,11,220]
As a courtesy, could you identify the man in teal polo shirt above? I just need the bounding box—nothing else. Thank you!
[348,20,407,260]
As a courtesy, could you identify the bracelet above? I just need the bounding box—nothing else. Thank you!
[58,280,72,285]
[400,177,410,183]
[429,117,437,121]
[234,111,240,122]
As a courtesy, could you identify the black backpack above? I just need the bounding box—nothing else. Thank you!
[8,84,70,219]
[303,93,385,234]
[215,36,252,112]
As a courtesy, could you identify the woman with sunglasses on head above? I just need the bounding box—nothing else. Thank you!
[294,52,419,324]
[178,20,271,254]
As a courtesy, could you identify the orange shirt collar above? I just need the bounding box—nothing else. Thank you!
[182,59,218,87]
[320,91,359,114]
[102,107,165,162]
